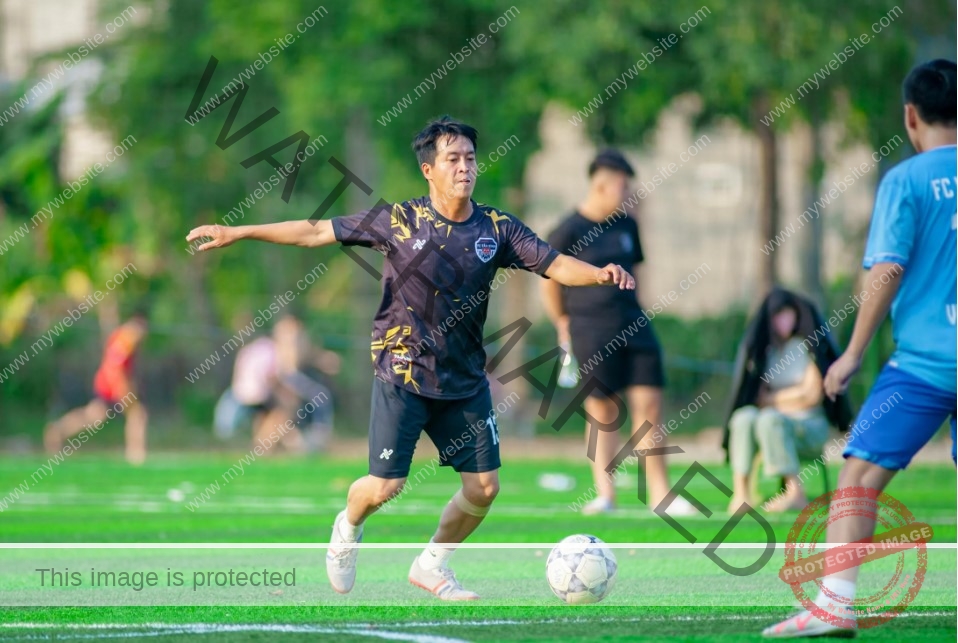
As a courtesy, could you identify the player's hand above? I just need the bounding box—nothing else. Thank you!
[823,351,861,401]
[596,264,635,290]
[186,224,238,252]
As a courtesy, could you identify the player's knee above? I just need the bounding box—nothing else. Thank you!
[88,399,109,420]
[584,397,620,425]
[480,479,500,503]
[372,477,406,505]
[836,458,880,489]
[463,479,499,506]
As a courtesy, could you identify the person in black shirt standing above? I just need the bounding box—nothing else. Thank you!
[543,149,695,516]
[187,117,635,600]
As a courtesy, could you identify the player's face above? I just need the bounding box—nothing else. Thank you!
[608,171,631,210]
[772,307,797,340]
[596,169,632,214]
[424,135,478,201]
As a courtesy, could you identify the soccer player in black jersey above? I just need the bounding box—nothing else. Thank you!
[187,117,635,600]
[543,149,695,517]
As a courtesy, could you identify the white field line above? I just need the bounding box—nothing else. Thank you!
[6,503,953,524]
[5,495,956,526]
[0,542,956,549]
[1,610,954,634]
[0,623,470,643]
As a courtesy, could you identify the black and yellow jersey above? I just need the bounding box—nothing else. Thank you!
[332,196,558,399]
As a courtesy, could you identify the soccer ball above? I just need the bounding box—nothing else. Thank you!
[546,534,617,604]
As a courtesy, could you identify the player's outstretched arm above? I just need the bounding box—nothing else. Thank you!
[186,219,336,252]
[544,254,635,290]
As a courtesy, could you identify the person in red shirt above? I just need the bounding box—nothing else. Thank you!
[44,314,149,464]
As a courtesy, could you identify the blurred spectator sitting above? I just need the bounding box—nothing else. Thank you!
[723,289,852,513]
[214,330,277,440]
[215,313,339,453]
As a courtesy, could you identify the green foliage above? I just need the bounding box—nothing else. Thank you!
[0,87,64,293]
[0,0,950,431]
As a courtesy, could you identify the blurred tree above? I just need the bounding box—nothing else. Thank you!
[680,0,952,298]
[503,1,699,143]
[0,86,64,345]
[508,0,952,299]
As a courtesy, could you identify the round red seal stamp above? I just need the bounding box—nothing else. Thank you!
[780,486,932,630]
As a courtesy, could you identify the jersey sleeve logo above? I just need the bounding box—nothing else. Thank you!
[475,237,498,263]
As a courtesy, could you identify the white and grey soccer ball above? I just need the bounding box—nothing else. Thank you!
[546,534,617,604]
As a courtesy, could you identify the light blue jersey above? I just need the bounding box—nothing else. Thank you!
[863,144,957,393]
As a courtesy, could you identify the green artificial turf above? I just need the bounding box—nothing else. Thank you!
[0,455,954,641]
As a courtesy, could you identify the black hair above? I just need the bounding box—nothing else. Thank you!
[412,116,479,166]
[588,148,635,177]
[765,289,803,346]
[902,59,956,127]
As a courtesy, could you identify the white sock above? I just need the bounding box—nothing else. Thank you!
[337,511,362,542]
[418,539,454,571]
[814,576,856,616]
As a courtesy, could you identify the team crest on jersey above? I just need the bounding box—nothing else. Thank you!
[475,237,497,263]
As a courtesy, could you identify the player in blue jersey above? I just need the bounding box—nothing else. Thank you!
[765,59,957,637]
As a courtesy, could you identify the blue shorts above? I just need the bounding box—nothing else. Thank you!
[844,363,956,471]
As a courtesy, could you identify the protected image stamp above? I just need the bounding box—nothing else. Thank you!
[779,486,932,630]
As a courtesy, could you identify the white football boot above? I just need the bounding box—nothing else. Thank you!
[408,555,480,601]
[326,510,362,594]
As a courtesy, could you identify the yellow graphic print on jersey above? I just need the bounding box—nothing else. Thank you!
[370,325,420,392]
[485,208,510,235]
[390,203,412,243]
[410,201,453,237]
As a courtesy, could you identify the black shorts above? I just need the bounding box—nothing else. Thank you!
[367,378,501,479]
[248,399,275,414]
[569,321,665,398]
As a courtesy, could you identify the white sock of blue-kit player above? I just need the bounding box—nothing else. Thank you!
[814,576,856,612]
[419,539,454,570]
